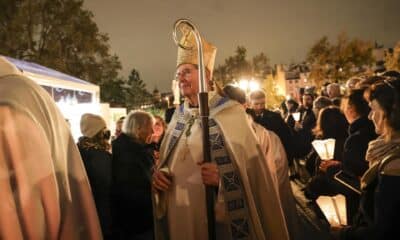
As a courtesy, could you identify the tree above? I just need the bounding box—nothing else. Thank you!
[124,69,151,110]
[306,36,331,88]
[306,33,374,88]
[213,46,252,85]
[262,74,284,109]
[213,46,282,108]
[0,0,122,88]
[385,41,400,72]
[99,78,126,107]
[251,53,282,108]
[252,52,272,78]
[214,46,273,84]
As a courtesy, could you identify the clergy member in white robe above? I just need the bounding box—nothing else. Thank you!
[152,27,289,240]
[223,84,304,240]
[252,122,304,240]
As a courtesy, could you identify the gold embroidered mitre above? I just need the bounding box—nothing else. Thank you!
[176,29,217,76]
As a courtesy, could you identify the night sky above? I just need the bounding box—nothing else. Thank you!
[83,0,400,92]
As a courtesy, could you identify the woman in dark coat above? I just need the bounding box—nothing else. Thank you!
[304,106,348,176]
[77,113,113,239]
[305,90,377,224]
[303,107,348,196]
[111,110,155,240]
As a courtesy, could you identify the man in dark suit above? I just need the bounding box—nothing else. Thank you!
[248,90,295,167]
[294,93,317,157]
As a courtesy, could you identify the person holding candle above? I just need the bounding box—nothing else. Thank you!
[303,107,348,193]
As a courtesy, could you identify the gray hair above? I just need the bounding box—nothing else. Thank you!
[122,110,154,139]
[346,77,363,90]
[327,83,341,98]
[313,96,332,118]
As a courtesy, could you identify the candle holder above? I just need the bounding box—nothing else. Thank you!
[292,112,300,122]
[316,194,347,226]
[312,138,336,160]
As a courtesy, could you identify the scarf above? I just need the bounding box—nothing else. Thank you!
[361,134,400,189]
[77,136,110,152]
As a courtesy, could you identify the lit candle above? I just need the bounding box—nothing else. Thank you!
[312,138,336,160]
[292,112,300,122]
[316,194,347,226]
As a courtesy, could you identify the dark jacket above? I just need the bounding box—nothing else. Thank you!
[342,117,377,177]
[111,133,154,238]
[248,108,295,166]
[78,146,113,239]
[342,147,400,240]
[165,107,176,124]
[299,107,317,133]
[305,117,376,223]
[294,107,317,158]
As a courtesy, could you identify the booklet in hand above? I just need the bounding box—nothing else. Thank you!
[334,170,361,195]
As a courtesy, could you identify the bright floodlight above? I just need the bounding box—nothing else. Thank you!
[238,79,249,91]
[249,81,260,92]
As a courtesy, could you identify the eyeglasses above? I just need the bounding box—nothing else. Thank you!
[175,67,195,79]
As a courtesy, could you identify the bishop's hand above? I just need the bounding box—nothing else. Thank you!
[198,162,220,187]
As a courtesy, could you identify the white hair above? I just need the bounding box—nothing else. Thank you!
[327,83,341,98]
[122,110,154,139]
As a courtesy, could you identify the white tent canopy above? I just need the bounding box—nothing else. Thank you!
[4,56,99,96]
[3,56,101,141]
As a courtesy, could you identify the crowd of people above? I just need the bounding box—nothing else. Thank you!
[1,31,400,240]
[272,72,400,240]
